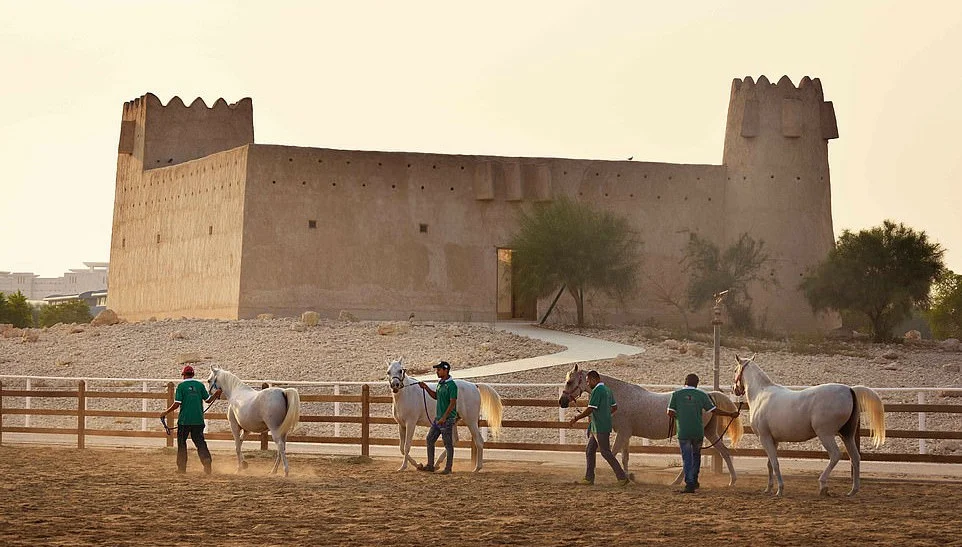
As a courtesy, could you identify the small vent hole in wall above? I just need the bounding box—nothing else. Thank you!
[156,234,161,244]
[121,238,125,249]
[419,224,428,233]
[308,220,317,229]
[209,226,213,235]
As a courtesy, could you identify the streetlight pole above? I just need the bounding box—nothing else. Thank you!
[712,290,728,392]
[711,289,728,474]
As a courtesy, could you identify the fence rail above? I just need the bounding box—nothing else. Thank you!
[1,377,961,464]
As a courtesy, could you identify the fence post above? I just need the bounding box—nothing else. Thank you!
[260,383,270,451]
[919,391,927,455]
[141,381,149,432]
[25,378,31,428]
[77,380,86,449]
[558,387,566,445]
[0,380,4,446]
[361,384,370,457]
[166,382,175,448]
[334,384,341,438]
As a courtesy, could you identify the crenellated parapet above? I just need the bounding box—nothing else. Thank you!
[117,93,254,169]
[726,75,837,144]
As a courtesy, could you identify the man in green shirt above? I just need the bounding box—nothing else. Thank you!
[160,365,222,474]
[569,370,630,486]
[667,373,739,493]
[417,360,459,474]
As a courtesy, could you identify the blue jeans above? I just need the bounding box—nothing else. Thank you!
[426,419,455,470]
[679,438,703,487]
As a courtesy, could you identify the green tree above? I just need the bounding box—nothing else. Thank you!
[39,300,93,327]
[800,220,946,342]
[3,290,34,328]
[685,232,772,332]
[0,292,7,324]
[928,271,962,340]
[510,197,641,326]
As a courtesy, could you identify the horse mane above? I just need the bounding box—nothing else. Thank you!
[746,360,776,388]
[213,367,245,392]
[599,374,649,393]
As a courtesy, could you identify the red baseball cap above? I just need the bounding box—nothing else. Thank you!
[181,365,195,376]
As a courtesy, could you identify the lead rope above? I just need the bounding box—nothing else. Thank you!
[700,400,743,450]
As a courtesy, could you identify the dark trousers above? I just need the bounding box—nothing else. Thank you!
[177,424,212,472]
[586,431,627,481]
[679,438,703,487]
[426,420,455,470]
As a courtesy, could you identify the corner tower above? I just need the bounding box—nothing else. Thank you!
[108,93,254,319]
[722,75,839,332]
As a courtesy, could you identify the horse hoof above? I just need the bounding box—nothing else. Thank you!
[846,490,857,497]
[241,461,249,469]
[819,487,829,497]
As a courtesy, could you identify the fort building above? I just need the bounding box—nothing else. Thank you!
[108,75,838,332]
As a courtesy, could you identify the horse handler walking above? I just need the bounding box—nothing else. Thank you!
[667,373,739,493]
[160,365,222,474]
[417,360,458,474]
[569,370,631,486]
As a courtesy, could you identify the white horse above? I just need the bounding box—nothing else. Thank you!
[207,367,301,477]
[733,354,886,496]
[387,358,503,472]
[559,364,744,486]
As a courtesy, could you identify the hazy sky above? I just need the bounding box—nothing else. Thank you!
[2,1,960,277]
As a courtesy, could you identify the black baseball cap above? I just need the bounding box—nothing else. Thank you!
[433,361,451,370]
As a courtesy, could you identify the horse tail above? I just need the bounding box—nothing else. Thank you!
[853,385,886,448]
[477,383,503,439]
[710,391,744,447]
[278,388,301,436]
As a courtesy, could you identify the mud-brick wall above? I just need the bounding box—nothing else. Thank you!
[107,147,249,320]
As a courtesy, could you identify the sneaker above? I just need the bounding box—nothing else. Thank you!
[439,469,452,475]
[678,486,696,494]
[617,478,631,487]
[576,478,594,485]
[694,481,700,490]
[417,464,435,473]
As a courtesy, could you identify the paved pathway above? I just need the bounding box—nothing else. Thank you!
[452,321,645,379]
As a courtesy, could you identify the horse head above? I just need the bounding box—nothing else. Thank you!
[207,366,223,393]
[387,358,406,393]
[559,364,588,408]
[732,353,756,396]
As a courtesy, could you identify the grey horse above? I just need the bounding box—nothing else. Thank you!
[559,363,743,486]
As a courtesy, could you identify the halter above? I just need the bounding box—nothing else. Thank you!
[562,369,588,401]
[389,367,440,427]
[206,374,222,412]
[388,367,418,393]
[733,360,749,397]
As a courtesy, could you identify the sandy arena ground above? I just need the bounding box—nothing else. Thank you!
[1,445,960,546]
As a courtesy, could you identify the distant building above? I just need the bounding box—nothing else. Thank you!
[0,262,108,300]
[44,289,108,316]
